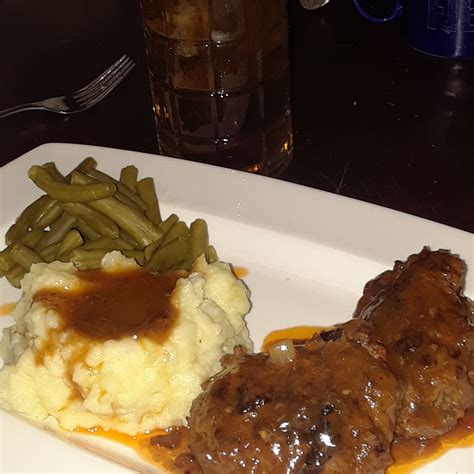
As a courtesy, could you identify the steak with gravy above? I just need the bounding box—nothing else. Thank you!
[186,249,474,472]
[353,249,474,438]
[188,321,400,473]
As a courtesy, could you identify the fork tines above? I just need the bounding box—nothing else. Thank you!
[73,55,135,107]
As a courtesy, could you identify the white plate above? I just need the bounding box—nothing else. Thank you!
[0,143,473,473]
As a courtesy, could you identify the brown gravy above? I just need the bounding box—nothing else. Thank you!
[34,267,187,341]
[32,267,187,397]
[83,416,474,473]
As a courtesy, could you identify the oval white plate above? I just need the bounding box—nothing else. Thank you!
[1,143,472,473]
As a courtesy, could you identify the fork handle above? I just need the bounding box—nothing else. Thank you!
[0,102,45,119]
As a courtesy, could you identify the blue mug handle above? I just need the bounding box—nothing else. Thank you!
[353,0,402,23]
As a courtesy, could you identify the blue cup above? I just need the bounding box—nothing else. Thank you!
[353,0,474,58]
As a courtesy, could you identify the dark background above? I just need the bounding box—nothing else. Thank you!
[0,0,472,232]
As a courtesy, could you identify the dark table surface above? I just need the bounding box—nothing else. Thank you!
[1,0,472,233]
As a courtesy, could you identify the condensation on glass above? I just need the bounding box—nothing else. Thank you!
[140,0,293,176]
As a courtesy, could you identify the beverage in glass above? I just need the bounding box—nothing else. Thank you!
[140,0,293,176]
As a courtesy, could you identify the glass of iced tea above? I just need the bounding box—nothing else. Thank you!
[140,0,293,176]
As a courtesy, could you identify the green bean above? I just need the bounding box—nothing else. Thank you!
[19,229,46,248]
[5,195,51,244]
[59,202,119,239]
[2,158,218,287]
[36,213,76,250]
[81,237,134,251]
[120,165,138,191]
[28,166,117,202]
[57,230,83,259]
[0,248,16,272]
[143,214,179,261]
[71,172,162,247]
[137,177,162,224]
[148,237,188,272]
[161,221,189,247]
[187,219,209,268]
[144,240,162,262]
[71,248,109,270]
[27,194,56,225]
[37,243,61,263]
[114,190,145,213]
[142,215,180,261]
[119,229,141,249]
[72,157,97,174]
[76,221,101,241]
[31,206,63,229]
[159,214,179,235]
[84,168,147,210]
[0,230,45,272]
[6,265,26,288]
[122,250,145,266]
[42,162,67,183]
[10,243,44,270]
[206,245,218,263]
[31,205,63,229]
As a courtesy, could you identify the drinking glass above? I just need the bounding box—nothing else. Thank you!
[140,0,293,176]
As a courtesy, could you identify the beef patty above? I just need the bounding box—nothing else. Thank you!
[186,249,474,473]
[354,248,474,438]
[188,321,399,473]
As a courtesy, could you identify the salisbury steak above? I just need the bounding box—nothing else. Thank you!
[187,249,473,473]
[354,248,474,438]
[188,320,400,474]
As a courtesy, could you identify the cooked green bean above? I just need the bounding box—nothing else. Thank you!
[0,248,16,272]
[81,237,134,251]
[161,221,189,247]
[6,265,26,288]
[148,237,188,272]
[36,213,76,250]
[33,200,63,229]
[120,165,138,191]
[206,245,218,263]
[42,162,67,183]
[114,190,145,213]
[59,202,119,239]
[137,177,162,224]
[0,230,45,272]
[10,243,44,270]
[57,230,83,259]
[187,219,209,268]
[72,157,97,174]
[159,214,179,235]
[2,158,217,287]
[84,168,147,210]
[144,240,162,262]
[19,229,46,248]
[76,221,101,241]
[37,243,61,263]
[122,250,145,266]
[5,195,51,244]
[143,214,179,261]
[71,248,109,270]
[71,172,162,247]
[28,166,117,202]
[118,229,141,249]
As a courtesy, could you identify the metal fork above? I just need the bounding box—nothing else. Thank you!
[0,55,135,118]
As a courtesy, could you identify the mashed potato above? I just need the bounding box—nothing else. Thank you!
[0,252,252,435]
